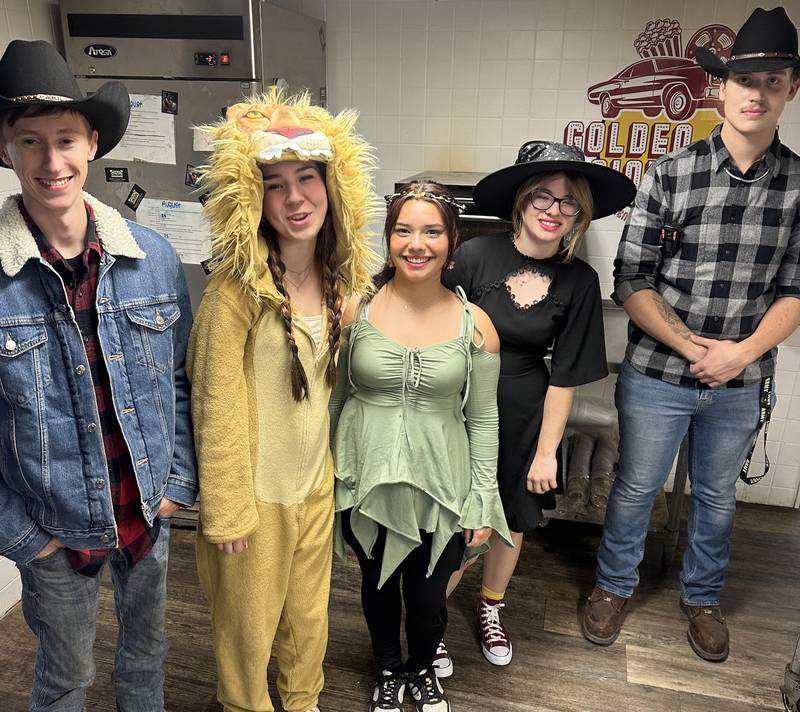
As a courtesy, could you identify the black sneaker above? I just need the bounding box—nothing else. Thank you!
[782,663,800,711]
[369,669,406,712]
[407,668,451,712]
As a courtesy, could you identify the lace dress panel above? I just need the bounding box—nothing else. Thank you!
[503,264,552,310]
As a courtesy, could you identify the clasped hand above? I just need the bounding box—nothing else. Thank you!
[688,335,749,388]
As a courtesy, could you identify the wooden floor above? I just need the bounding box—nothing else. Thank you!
[1,500,798,711]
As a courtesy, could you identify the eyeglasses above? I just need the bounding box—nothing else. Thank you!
[529,190,582,217]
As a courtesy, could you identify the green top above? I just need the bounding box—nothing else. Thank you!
[329,287,512,587]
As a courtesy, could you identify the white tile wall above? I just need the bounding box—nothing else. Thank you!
[0,0,797,619]
[0,0,58,617]
[323,0,800,507]
[0,557,21,617]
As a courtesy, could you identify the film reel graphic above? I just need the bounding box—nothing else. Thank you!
[685,24,736,78]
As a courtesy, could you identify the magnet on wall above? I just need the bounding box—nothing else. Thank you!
[272,77,290,94]
[105,167,129,183]
[125,184,146,211]
[185,164,202,188]
[161,90,178,115]
[198,191,211,206]
[200,257,214,275]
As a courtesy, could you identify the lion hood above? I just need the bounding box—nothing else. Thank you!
[199,87,379,304]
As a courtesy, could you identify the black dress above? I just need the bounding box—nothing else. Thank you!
[444,233,608,532]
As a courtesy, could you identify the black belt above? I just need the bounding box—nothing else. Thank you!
[739,376,772,485]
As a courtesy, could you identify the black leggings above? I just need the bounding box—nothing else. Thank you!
[341,509,465,673]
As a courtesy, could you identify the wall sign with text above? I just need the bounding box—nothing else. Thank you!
[564,19,735,208]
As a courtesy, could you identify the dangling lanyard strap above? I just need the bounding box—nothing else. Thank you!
[739,376,772,485]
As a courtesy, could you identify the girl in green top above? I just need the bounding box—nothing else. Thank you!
[329,182,512,712]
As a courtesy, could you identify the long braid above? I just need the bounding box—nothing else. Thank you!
[264,229,310,401]
[372,261,395,291]
[320,219,342,389]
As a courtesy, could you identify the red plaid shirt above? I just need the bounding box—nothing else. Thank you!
[23,201,159,576]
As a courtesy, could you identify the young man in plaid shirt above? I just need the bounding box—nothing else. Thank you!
[0,41,197,709]
[582,8,800,662]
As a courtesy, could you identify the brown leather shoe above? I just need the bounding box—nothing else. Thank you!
[581,586,630,645]
[680,600,729,662]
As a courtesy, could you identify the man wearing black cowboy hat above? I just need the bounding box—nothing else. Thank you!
[583,7,800,663]
[0,40,197,709]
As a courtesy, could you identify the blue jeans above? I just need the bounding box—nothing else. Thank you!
[16,521,171,712]
[597,361,762,606]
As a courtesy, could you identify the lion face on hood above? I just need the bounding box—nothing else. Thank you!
[225,102,333,165]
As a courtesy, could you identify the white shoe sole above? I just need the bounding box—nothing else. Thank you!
[433,659,453,678]
[481,642,512,666]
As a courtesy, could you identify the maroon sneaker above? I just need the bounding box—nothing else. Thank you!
[475,596,512,666]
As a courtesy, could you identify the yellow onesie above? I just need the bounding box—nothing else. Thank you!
[190,269,334,712]
[187,89,377,712]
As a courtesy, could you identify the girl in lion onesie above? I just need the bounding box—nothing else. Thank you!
[187,89,376,712]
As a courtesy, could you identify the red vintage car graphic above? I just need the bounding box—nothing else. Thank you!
[587,56,721,121]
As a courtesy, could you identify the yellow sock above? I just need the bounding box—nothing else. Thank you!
[480,585,505,602]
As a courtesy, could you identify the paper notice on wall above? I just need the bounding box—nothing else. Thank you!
[105,94,176,165]
[192,127,215,152]
[137,199,211,264]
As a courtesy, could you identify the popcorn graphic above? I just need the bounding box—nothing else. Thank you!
[634,18,683,58]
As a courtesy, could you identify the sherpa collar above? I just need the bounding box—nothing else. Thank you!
[0,192,145,277]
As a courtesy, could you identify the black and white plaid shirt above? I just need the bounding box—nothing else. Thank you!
[613,124,800,388]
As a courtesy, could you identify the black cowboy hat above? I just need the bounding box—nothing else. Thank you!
[696,7,800,78]
[473,141,637,221]
[0,40,130,168]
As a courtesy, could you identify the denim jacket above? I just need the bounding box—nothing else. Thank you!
[0,193,198,563]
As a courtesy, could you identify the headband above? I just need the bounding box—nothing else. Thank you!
[384,188,465,214]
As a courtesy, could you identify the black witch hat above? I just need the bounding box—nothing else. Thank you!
[474,141,636,221]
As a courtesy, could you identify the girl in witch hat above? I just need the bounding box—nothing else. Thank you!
[442,141,635,671]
